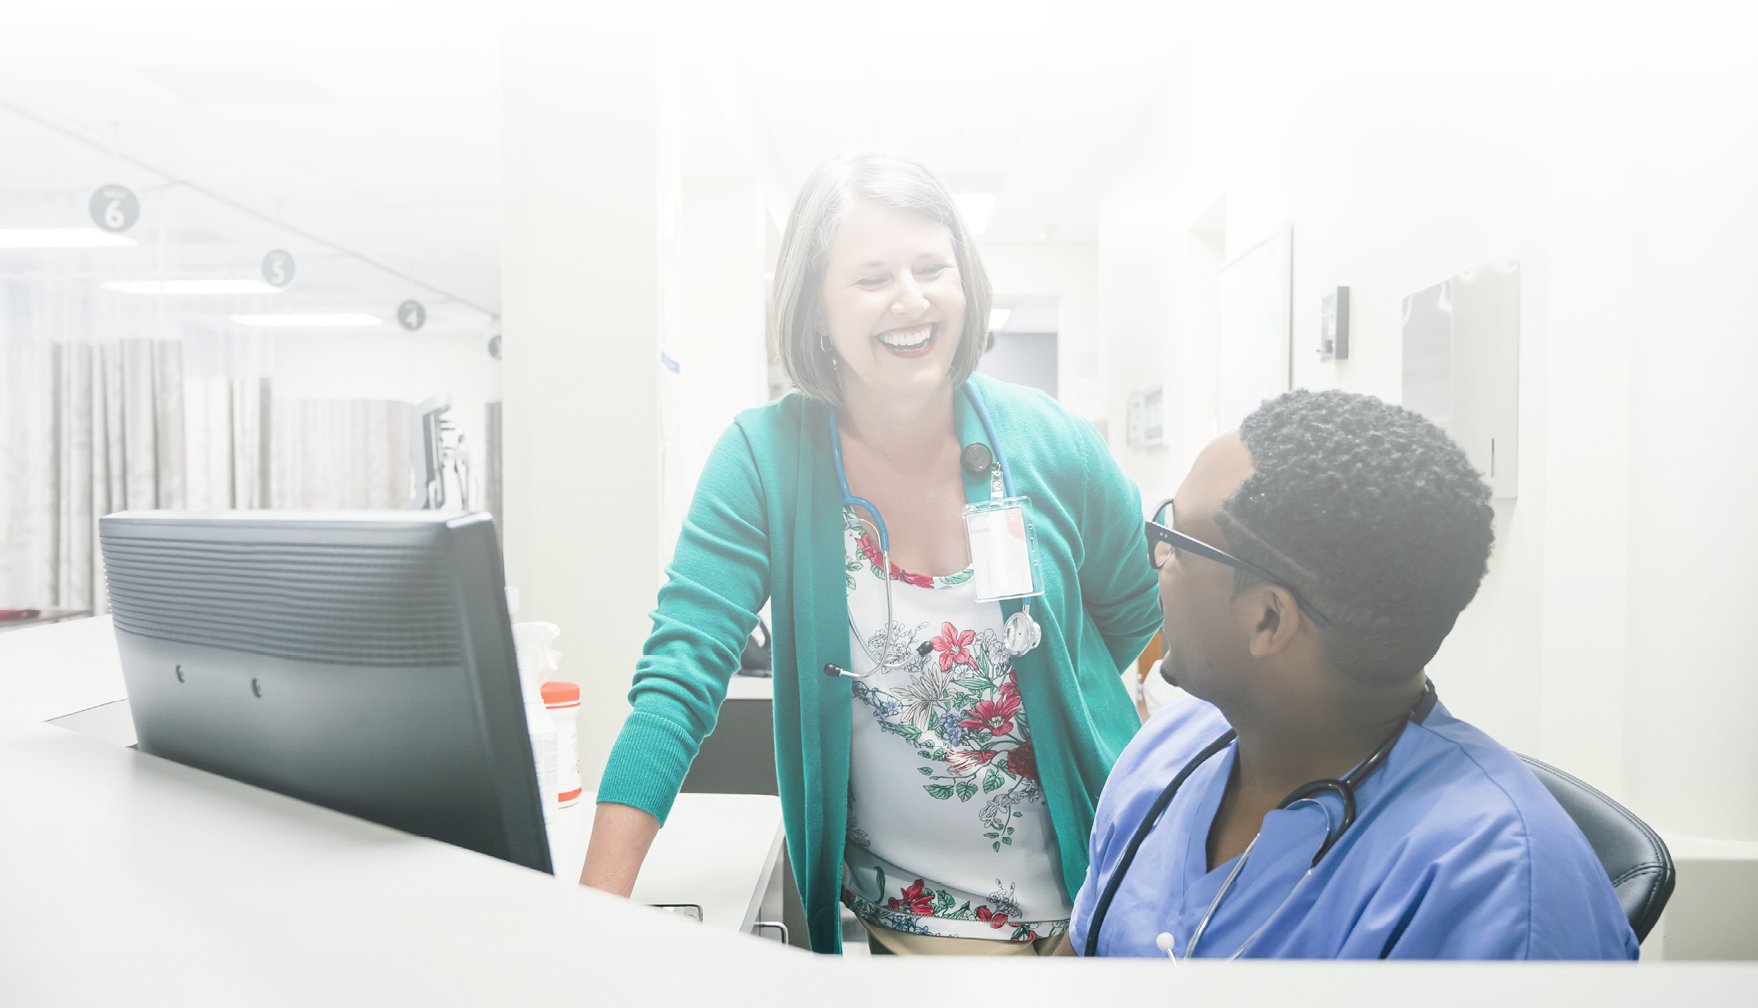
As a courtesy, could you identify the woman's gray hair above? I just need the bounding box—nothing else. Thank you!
[769,150,992,406]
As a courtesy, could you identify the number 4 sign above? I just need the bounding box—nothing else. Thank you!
[397,300,426,331]
[89,185,140,233]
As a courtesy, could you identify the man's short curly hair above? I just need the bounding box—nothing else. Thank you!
[1213,389,1494,684]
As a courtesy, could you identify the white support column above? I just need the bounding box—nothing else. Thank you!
[503,3,674,800]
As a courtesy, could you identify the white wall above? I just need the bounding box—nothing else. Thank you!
[978,241,1100,419]
[1096,1,1554,745]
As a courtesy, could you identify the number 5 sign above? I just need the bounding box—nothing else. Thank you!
[262,249,297,288]
[89,185,140,233]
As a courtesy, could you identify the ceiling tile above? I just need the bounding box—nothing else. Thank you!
[868,38,1040,82]
[717,2,868,40]
[185,162,332,190]
[1040,36,1181,80]
[0,14,105,66]
[293,62,488,104]
[875,79,1026,117]
[0,66,183,107]
[1005,170,1096,196]
[752,83,868,120]
[409,8,495,61]
[773,118,875,149]
[875,117,1019,147]
[734,40,864,84]
[51,14,279,64]
[1005,144,1111,172]
[400,134,499,161]
[1047,2,1202,38]
[1026,78,1153,118]
[204,102,385,137]
[900,146,1012,174]
[353,101,499,135]
[316,161,457,189]
[1019,116,1139,147]
[439,160,502,186]
[226,11,457,63]
[260,133,421,162]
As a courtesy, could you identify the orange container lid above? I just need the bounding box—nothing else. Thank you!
[541,680,580,704]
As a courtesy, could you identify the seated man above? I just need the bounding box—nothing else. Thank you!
[1069,389,1636,960]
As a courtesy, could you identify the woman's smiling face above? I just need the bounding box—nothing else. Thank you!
[819,202,966,404]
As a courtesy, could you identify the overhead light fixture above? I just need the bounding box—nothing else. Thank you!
[989,308,1012,331]
[871,0,1047,38]
[104,279,283,295]
[0,228,139,249]
[230,313,381,328]
[954,194,995,236]
[15,1,399,12]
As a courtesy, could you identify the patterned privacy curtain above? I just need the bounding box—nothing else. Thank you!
[0,340,185,613]
[269,400,412,509]
[185,376,271,510]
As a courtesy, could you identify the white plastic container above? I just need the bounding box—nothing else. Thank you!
[511,622,560,822]
[541,680,581,807]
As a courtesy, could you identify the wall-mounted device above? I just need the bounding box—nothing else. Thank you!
[1320,287,1350,360]
[1401,262,1520,498]
[1126,385,1165,448]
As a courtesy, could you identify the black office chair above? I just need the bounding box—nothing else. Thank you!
[1516,754,1675,942]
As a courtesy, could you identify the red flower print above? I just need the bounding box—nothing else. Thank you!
[930,621,978,670]
[975,906,1010,929]
[856,533,933,588]
[1005,740,1039,781]
[886,879,934,916]
[959,690,1021,737]
[943,748,1000,772]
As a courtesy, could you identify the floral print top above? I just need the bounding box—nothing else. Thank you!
[840,507,1070,943]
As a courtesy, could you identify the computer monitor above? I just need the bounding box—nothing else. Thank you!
[98,510,552,875]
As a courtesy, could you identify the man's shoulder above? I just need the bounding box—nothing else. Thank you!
[1111,691,1232,785]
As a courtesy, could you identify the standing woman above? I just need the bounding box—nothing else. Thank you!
[582,151,1159,955]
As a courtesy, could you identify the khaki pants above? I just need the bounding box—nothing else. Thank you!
[862,921,1066,956]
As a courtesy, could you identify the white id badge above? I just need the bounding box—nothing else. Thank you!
[962,497,1045,602]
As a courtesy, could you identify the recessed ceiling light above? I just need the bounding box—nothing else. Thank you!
[871,0,1047,38]
[18,1,395,12]
[230,313,381,328]
[104,279,283,295]
[989,308,1012,331]
[0,228,139,249]
[954,194,996,236]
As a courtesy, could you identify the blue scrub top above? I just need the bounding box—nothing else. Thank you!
[1071,691,1639,959]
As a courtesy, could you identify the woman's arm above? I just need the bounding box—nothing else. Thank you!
[579,801,661,896]
[1073,421,1162,671]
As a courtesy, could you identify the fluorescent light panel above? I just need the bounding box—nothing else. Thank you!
[20,1,393,12]
[0,228,139,249]
[231,313,381,328]
[871,0,1047,39]
[954,194,996,236]
[104,279,282,295]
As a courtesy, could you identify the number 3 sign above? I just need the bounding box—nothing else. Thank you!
[89,185,140,233]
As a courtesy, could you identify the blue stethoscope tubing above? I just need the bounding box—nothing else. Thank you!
[829,382,1036,676]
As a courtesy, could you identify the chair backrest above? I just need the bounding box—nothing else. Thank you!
[1516,753,1675,942]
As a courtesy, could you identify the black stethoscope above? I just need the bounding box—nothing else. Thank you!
[1083,679,1438,960]
[823,382,1040,681]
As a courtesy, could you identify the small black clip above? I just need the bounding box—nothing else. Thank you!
[916,641,934,657]
[822,662,846,678]
[960,442,994,475]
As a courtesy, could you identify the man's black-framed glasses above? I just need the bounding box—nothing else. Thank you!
[1144,498,1332,630]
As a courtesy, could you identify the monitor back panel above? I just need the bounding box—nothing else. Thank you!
[100,512,551,874]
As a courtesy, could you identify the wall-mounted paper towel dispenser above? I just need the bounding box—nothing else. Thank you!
[1401,262,1520,499]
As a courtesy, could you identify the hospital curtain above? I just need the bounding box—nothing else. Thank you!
[0,340,186,613]
[268,400,412,510]
[185,376,272,510]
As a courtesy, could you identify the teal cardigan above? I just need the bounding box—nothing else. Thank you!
[598,374,1161,953]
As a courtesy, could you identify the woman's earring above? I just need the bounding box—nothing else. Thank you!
[819,332,836,362]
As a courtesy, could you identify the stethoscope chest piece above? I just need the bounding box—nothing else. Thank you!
[1003,609,1041,656]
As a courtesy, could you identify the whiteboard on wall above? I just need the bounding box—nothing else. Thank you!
[1217,226,1292,432]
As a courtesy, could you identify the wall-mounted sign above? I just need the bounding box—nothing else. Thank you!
[262,249,296,288]
[486,334,502,360]
[89,184,140,233]
[397,300,426,331]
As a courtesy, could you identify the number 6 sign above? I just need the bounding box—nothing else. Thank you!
[89,185,140,233]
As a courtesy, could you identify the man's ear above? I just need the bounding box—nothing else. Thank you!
[1245,585,1304,658]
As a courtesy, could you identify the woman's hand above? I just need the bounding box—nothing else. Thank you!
[579,801,662,897]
